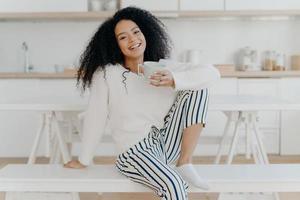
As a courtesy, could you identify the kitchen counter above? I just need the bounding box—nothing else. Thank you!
[221,70,300,78]
[1,70,300,79]
[0,72,76,79]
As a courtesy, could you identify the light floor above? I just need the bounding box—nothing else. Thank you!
[1,155,300,200]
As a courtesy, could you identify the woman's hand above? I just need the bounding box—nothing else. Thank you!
[149,70,175,88]
[64,160,87,169]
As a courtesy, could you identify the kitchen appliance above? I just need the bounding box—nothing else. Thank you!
[238,47,260,71]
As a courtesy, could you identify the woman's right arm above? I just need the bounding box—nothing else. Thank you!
[64,71,109,168]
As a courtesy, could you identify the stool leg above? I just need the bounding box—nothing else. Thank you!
[226,116,242,164]
[251,134,259,164]
[52,111,71,163]
[215,115,232,164]
[273,193,280,200]
[66,119,74,155]
[44,112,53,158]
[245,114,251,159]
[5,192,12,200]
[252,119,269,164]
[71,192,80,200]
[27,113,46,164]
[252,132,264,164]
[49,136,61,164]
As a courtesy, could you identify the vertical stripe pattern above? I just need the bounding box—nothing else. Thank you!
[115,89,209,200]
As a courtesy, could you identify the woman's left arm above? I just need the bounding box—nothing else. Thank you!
[171,64,221,90]
[150,63,220,90]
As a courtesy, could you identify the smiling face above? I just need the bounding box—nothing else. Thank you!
[115,20,146,62]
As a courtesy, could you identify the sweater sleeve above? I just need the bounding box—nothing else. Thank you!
[171,64,221,91]
[78,71,109,166]
[160,59,220,91]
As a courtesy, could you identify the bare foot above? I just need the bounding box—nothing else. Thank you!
[64,160,87,169]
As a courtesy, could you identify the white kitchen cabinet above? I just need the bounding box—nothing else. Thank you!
[120,0,178,11]
[280,78,300,155]
[0,0,88,12]
[225,0,300,10]
[180,0,225,11]
[237,78,281,154]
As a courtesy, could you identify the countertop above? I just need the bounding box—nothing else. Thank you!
[221,70,300,78]
[1,70,300,79]
[0,72,77,79]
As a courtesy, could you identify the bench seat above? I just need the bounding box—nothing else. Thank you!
[1,164,300,193]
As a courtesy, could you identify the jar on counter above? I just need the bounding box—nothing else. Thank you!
[263,50,276,71]
[274,53,286,71]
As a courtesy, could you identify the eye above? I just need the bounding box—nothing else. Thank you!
[119,36,127,40]
[133,30,140,34]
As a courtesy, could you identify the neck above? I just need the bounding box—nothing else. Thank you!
[124,57,143,74]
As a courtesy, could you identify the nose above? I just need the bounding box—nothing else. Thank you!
[128,34,138,43]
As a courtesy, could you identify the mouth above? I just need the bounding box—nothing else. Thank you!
[129,43,142,50]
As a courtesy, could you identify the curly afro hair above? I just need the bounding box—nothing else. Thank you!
[77,6,172,90]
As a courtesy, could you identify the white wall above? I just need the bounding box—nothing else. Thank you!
[166,18,298,66]
[0,18,299,72]
[0,17,300,157]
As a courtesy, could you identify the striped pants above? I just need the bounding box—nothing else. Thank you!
[115,89,209,200]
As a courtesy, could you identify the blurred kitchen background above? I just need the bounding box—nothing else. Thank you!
[0,0,300,161]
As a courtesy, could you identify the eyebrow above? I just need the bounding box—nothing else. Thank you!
[116,26,139,37]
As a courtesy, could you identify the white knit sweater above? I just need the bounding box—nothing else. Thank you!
[78,59,220,165]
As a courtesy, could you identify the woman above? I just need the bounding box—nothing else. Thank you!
[65,6,220,200]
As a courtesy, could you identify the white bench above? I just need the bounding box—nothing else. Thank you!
[1,164,300,194]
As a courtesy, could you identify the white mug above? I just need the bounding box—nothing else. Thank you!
[138,61,165,79]
[184,49,202,65]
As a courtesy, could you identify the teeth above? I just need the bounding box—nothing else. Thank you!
[130,43,141,50]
